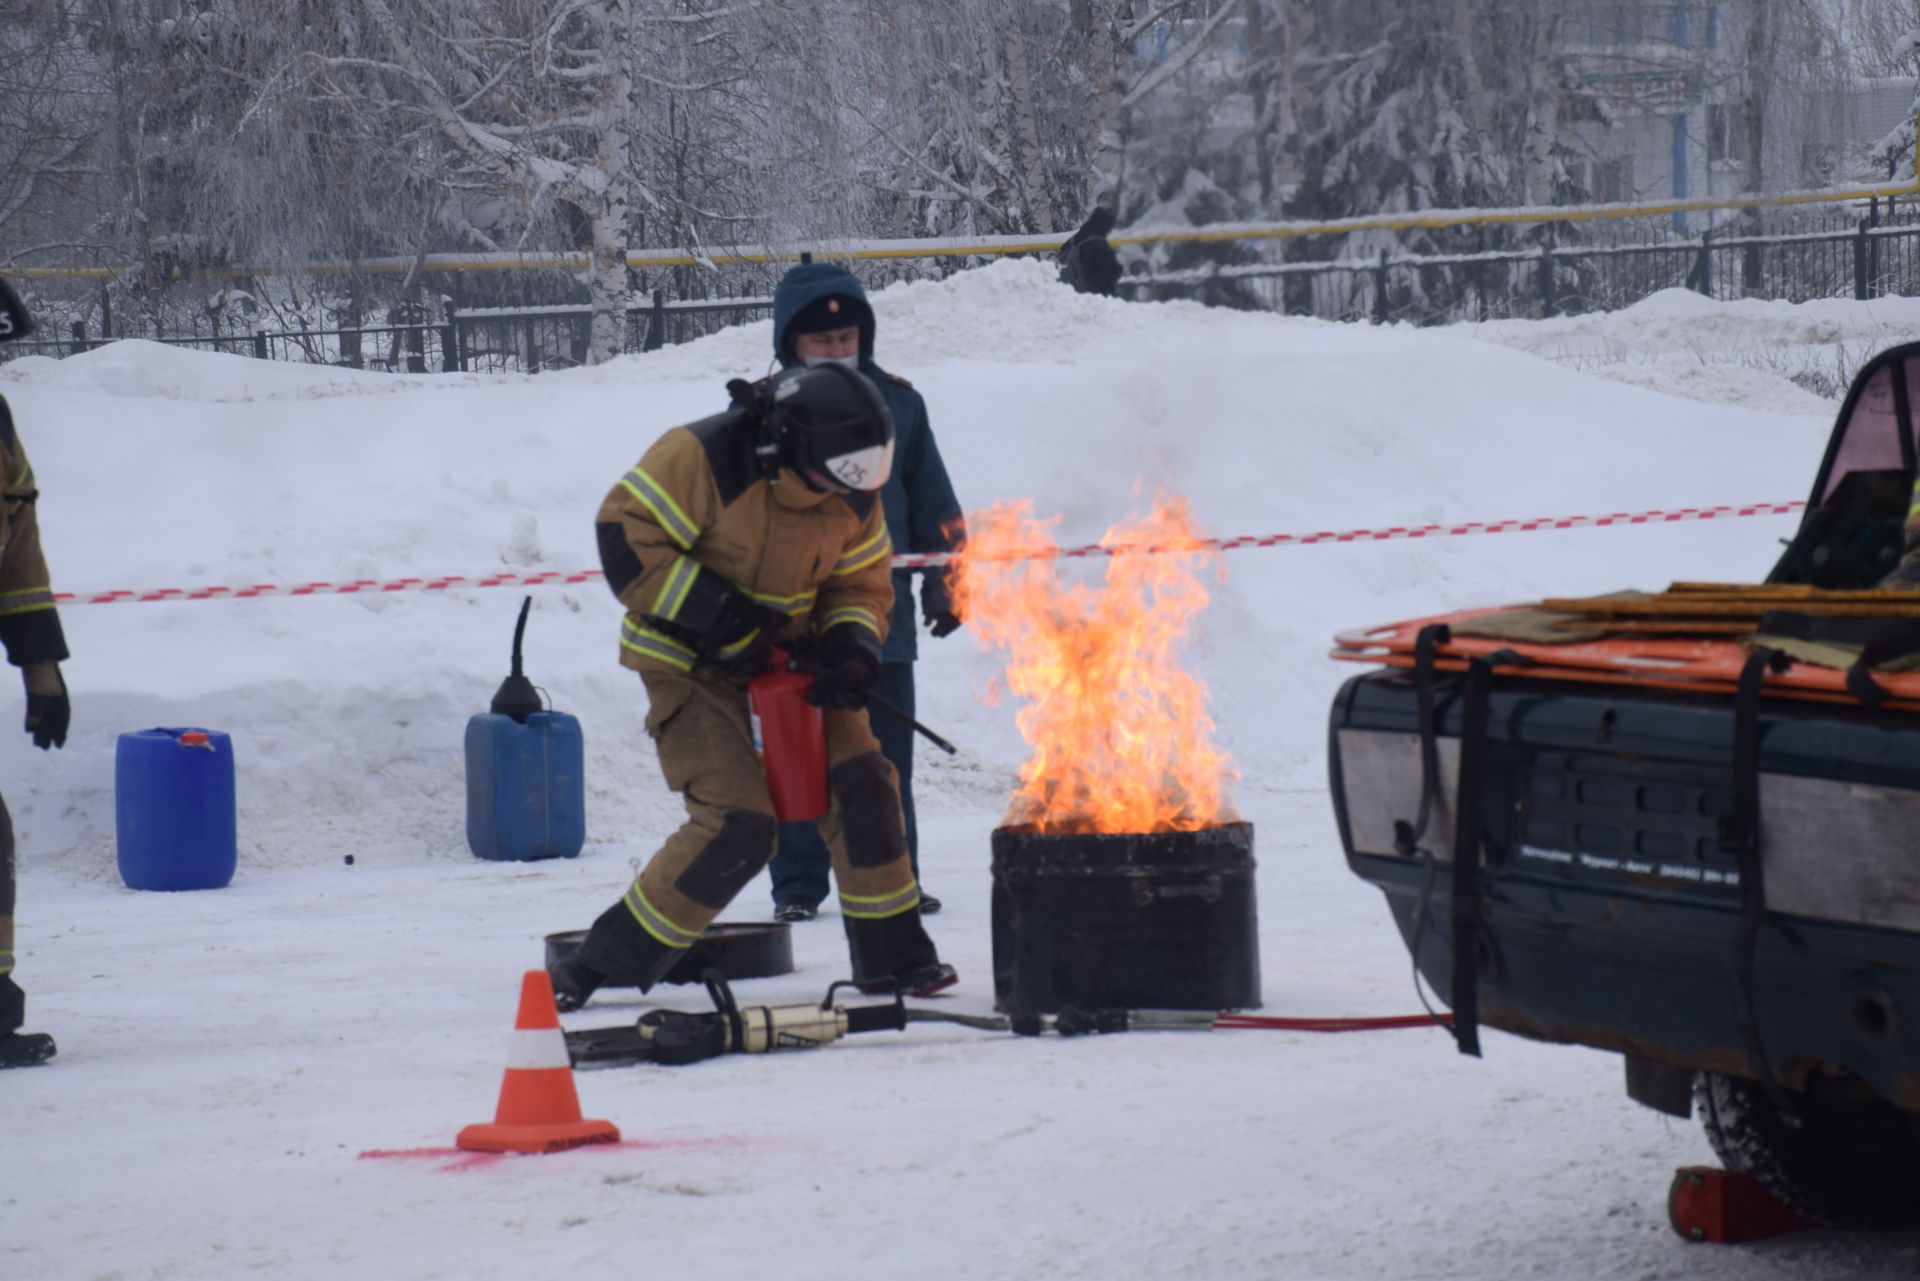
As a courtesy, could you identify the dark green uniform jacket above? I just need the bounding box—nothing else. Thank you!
[770,264,964,663]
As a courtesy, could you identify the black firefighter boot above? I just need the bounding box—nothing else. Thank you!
[0,974,55,1069]
[549,901,687,1012]
[845,911,957,998]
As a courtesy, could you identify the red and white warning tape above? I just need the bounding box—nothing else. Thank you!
[52,500,1806,605]
[56,569,607,606]
[892,498,1807,568]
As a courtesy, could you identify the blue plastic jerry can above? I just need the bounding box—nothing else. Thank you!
[464,710,585,862]
[115,727,238,891]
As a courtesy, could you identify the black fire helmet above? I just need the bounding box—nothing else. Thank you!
[767,362,895,493]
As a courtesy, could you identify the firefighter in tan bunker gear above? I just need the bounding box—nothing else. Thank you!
[0,395,71,1069]
[549,362,954,1010]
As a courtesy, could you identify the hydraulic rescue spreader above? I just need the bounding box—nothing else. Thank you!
[562,970,1444,1069]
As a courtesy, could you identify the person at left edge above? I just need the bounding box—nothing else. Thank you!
[0,392,70,1070]
[548,362,956,1011]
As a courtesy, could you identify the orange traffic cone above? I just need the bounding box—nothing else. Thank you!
[457,970,620,1154]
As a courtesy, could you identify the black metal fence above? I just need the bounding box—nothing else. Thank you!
[1123,206,1920,325]
[7,207,1920,370]
[0,289,773,373]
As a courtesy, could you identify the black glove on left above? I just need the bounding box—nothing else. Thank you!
[808,625,880,710]
[22,662,67,750]
[924,609,962,639]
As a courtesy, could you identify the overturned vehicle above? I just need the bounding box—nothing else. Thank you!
[1328,342,1920,1229]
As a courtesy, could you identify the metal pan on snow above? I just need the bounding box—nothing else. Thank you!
[543,921,794,987]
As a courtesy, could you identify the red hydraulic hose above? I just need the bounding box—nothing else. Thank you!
[1212,1012,1453,1032]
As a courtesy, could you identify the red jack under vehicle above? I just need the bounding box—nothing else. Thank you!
[1668,1167,1808,1244]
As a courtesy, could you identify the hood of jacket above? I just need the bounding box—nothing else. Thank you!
[772,262,875,368]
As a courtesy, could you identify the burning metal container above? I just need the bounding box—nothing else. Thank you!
[955,492,1253,1013]
[990,820,1260,1013]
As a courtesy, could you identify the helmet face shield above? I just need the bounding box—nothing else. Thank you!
[809,437,894,493]
[769,364,895,493]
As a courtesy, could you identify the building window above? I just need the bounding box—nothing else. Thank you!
[1591,158,1633,203]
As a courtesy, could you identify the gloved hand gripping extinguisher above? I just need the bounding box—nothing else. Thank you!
[747,648,828,821]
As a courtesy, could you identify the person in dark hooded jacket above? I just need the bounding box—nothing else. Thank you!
[1058,207,1122,297]
[761,262,966,922]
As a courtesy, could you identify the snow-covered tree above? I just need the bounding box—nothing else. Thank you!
[304,0,641,364]
[0,3,102,262]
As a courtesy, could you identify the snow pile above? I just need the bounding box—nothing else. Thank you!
[0,258,1828,874]
[1468,285,1920,412]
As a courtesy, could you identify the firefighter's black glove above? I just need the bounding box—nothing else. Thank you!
[922,574,962,639]
[702,601,787,680]
[663,572,786,680]
[22,661,67,750]
[808,625,879,710]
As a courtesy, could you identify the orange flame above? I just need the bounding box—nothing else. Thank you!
[952,493,1237,835]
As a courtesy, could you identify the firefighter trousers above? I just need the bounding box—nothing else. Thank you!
[1,790,22,1035]
[577,667,938,991]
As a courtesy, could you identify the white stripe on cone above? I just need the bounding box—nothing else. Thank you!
[505,1027,572,1071]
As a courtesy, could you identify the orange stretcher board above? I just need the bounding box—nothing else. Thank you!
[1331,608,1920,715]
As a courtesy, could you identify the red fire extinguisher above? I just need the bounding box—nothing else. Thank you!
[748,648,828,821]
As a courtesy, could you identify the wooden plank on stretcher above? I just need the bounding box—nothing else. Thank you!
[1549,618,1754,635]
[1665,582,1920,602]
[1540,598,1920,619]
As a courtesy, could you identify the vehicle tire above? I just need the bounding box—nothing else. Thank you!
[1695,1069,1920,1229]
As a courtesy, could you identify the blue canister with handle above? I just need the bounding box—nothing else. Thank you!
[465,597,585,861]
[115,727,237,890]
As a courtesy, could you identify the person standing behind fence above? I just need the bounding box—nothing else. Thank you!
[1058,207,1122,297]
[763,263,966,923]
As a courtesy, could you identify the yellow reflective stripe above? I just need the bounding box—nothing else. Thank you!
[745,586,816,611]
[716,628,761,659]
[820,606,881,637]
[652,554,700,619]
[619,466,700,550]
[1909,493,1920,519]
[0,587,54,616]
[12,461,30,486]
[838,885,921,920]
[620,617,696,671]
[833,527,892,576]
[622,882,703,949]
[0,948,13,974]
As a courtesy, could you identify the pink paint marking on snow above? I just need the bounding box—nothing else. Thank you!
[358,1136,758,1171]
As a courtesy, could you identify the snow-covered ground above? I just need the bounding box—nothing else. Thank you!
[7,262,1920,1279]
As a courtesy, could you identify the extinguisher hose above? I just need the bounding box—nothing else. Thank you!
[867,690,958,755]
[781,642,957,754]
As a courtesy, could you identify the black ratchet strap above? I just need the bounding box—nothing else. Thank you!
[1447,647,1532,1058]
[1722,648,1799,1116]
[1846,625,1920,706]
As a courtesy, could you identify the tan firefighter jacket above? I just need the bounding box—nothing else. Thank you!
[0,397,66,667]
[595,408,893,676]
